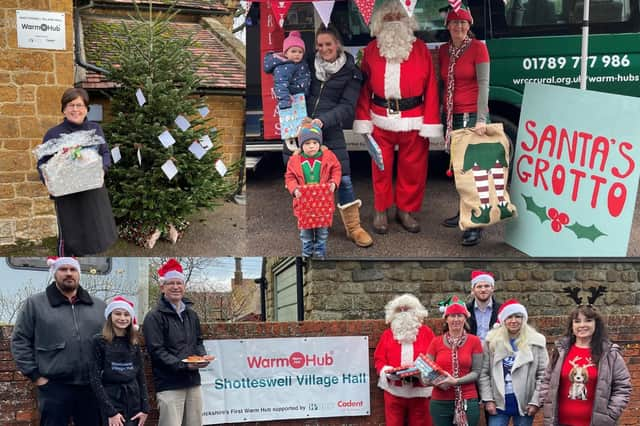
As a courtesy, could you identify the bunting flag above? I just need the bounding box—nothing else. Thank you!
[449,0,462,12]
[401,0,418,16]
[353,0,375,25]
[270,0,292,28]
[313,0,335,27]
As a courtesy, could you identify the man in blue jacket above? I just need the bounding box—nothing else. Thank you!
[143,258,210,426]
[11,257,106,425]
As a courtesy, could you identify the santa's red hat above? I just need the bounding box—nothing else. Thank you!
[471,270,494,288]
[440,295,470,318]
[105,295,136,322]
[158,258,185,283]
[495,299,528,326]
[47,256,81,278]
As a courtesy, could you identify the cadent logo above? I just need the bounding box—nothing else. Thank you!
[246,351,334,369]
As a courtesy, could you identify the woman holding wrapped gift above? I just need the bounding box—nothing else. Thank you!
[439,5,491,246]
[537,296,631,426]
[479,300,548,426]
[426,296,483,426]
[283,25,373,249]
[37,87,117,255]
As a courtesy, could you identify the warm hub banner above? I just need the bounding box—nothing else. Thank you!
[201,336,371,423]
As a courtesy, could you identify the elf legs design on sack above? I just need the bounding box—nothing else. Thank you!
[450,124,517,230]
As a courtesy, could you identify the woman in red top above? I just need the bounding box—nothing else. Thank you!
[427,296,483,426]
[438,6,491,246]
[537,304,631,426]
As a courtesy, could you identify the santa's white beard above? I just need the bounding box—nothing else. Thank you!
[390,311,421,344]
[377,21,416,64]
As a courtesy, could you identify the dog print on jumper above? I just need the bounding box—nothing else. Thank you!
[558,345,598,421]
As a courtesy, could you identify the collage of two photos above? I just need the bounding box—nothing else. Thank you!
[1,0,640,425]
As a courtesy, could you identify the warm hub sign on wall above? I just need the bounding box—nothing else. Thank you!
[505,83,640,256]
[201,336,370,423]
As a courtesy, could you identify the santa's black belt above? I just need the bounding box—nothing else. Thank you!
[372,95,424,113]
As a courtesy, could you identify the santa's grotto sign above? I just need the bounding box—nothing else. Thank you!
[505,83,640,256]
[201,337,370,424]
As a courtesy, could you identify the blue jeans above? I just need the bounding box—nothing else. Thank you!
[300,227,329,257]
[488,413,534,426]
[337,175,356,205]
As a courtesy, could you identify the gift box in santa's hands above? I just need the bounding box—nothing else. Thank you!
[385,365,421,381]
[34,130,105,197]
[415,354,448,385]
[292,183,335,230]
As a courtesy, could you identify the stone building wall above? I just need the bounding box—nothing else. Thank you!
[295,260,640,320]
[0,0,75,245]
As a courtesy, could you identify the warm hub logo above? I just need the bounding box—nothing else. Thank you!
[247,351,334,369]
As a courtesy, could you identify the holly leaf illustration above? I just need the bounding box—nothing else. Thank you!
[566,222,607,242]
[522,194,548,223]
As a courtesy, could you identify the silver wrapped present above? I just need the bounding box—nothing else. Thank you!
[34,130,106,197]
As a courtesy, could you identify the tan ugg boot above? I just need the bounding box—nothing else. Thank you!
[338,200,374,247]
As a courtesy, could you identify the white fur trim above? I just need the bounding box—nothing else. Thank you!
[498,303,528,325]
[48,257,81,276]
[371,111,424,132]
[377,364,432,398]
[161,270,185,283]
[384,62,401,99]
[105,300,135,320]
[353,120,373,135]
[471,273,495,287]
[338,199,362,210]
[400,342,414,366]
[419,123,444,138]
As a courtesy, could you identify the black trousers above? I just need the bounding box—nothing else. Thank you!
[37,382,100,426]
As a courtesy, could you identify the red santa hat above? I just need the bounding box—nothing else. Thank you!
[104,295,137,325]
[47,256,81,278]
[158,258,185,284]
[471,270,495,288]
[439,295,470,318]
[445,5,474,25]
[384,293,428,324]
[283,31,305,55]
[495,299,528,326]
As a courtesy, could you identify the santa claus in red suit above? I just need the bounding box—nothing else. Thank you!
[374,294,435,426]
[354,0,442,235]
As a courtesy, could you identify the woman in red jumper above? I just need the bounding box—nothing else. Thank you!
[427,296,483,426]
[439,5,491,246]
[537,304,631,426]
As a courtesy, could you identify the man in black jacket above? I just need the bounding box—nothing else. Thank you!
[143,259,210,426]
[466,270,502,341]
[11,257,105,426]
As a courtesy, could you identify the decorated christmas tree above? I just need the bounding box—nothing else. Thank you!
[99,4,236,247]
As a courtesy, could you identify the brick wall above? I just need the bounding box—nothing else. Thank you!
[281,260,640,320]
[0,0,74,245]
[2,317,639,425]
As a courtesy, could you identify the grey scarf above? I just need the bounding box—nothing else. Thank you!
[314,51,347,82]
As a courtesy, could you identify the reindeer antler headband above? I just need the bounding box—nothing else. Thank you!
[562,286,607,307]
